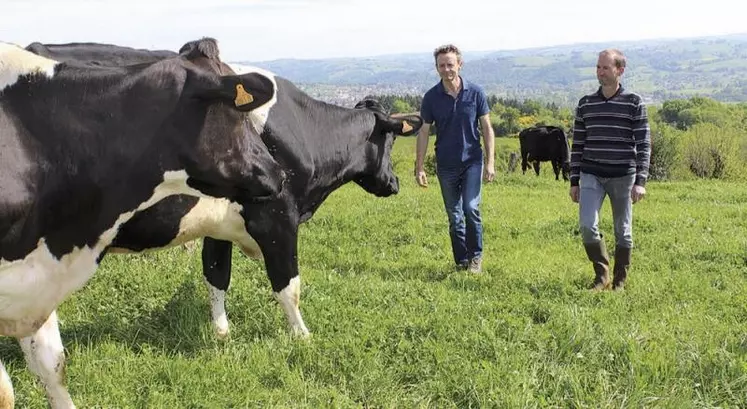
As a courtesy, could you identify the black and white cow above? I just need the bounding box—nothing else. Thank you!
[24,41,423,342]
[114,94,420,339]
[518,125,571,181]
[0,39,284,409]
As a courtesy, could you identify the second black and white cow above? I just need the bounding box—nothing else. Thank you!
[114,94,420,338]
[25,42,423,340]
[1,39,283,409]
[518,125,571,181]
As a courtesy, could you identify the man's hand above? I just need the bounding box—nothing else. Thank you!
[483,163,495,182]
[415,168,428,187]
[631,185,646,204]
[569,186,579,203]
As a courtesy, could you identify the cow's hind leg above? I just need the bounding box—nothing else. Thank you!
[202,238,233,339]
[533,161,540,176]
[19,311,75,409]
[0,360,13,409]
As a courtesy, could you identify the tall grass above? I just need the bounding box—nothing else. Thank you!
[2,137,745,408]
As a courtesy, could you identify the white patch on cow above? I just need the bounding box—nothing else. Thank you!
[0,42,58,91]
[176,198,262,258]
[0,170,204,338]
[227,63,277,134]
[18,311,74,409]
[204,278,230,339]
[274,276,309,338]
[0,360,13,409]
[107,197,262,258]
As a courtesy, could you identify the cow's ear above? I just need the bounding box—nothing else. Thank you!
[199,72,275,112]
[376,113,423,136]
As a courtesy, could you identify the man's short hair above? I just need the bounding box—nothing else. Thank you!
[600,48,626,69]
[433,44,462,63]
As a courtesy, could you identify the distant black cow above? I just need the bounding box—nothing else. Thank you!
[518,125,570,181]
[24,42,423,343]
[1,38,284,408]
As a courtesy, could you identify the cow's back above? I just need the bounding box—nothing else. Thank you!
[25,42,178,66]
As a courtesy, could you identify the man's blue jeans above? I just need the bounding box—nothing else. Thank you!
[579,172,635,248]
[436,161,483,265]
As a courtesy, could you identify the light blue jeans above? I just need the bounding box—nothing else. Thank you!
[437,160,484,265]
[579,172,635,248]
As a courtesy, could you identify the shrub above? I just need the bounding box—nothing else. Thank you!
[648,123,679,181]
[679,123,747,180]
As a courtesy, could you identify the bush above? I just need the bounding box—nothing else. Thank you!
[648,123,679,181]
[679,123,747,180]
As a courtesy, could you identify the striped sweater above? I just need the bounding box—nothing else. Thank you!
[570,86,651,187]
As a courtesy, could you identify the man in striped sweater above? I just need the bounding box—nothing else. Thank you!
[569,48,651,291]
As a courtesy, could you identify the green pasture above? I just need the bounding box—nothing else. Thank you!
[2,137,745,408]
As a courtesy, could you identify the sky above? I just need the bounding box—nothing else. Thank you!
[2,0,745,62]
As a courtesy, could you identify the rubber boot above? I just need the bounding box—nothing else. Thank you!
[584,241,610,291]
[612,246,631,291]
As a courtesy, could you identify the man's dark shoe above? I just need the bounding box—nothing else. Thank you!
[456,261,469,271]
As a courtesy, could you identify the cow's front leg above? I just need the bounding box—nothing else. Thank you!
[18,311,75,409]
[202,238,233,339]
[249,222,309,338]
[552,161,561,180]
[0,359,14,409]
[274,274,309,338]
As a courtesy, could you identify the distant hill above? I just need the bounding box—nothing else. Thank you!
[233,34,747,107]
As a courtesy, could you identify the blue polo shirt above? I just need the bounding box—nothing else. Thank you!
[420,77,490,168]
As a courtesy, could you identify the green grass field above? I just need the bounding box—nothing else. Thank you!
[2,138,746,408]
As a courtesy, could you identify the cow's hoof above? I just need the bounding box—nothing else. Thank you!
[215,328,230,340]
[290,326,311,340]
[589,280,611,291]
[212,317,230,340]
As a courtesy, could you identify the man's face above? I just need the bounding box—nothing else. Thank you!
[596,53,623,86]
[436,52,462,82]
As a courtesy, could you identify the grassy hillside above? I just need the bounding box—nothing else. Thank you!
[2,138,746,408]
[239,34,747,107]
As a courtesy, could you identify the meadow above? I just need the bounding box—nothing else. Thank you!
[2,137,745,408]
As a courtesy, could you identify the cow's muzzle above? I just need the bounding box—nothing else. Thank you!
[374,175,399,197]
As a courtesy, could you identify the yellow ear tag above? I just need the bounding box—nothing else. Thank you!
[401,121,413,133]
[234,84,254,107]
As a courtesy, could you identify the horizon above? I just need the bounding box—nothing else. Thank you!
[2,0,745,62]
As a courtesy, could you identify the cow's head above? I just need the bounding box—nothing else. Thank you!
[353,99,422,197]
[173,38,285,202]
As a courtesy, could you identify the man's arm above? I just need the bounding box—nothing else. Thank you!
[479,113,495,182]
[633,101,651,187]
[569,100,586,203]
[569,102,587,187]
[414,122,432,187]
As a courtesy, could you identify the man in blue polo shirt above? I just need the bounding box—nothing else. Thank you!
[414,44,496,273]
